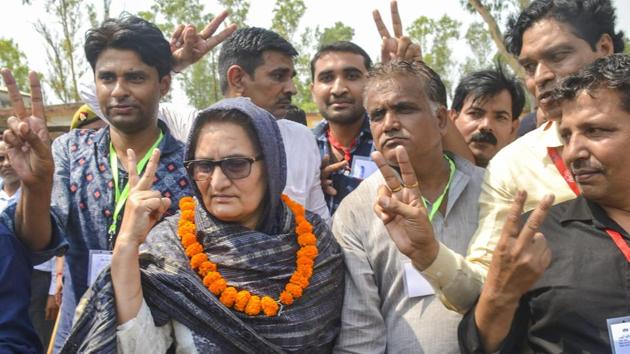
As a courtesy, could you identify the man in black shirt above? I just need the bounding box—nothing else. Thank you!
[459,54,630,354]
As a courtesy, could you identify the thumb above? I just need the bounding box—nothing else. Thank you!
[377,195,417,219]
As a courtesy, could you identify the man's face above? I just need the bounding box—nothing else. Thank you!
[519,18,611,119]
[0,142,18,185]
[94,48,169,134]
[451,90,518,167]
[560,89,630,206]
[241,50,297,119]
[311,51,368,125]
[366,75,446,166]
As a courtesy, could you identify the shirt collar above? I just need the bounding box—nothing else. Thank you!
[560,195,626,233]
[313,113,371,142]
[541,120,564,148]
[96,120,181,157]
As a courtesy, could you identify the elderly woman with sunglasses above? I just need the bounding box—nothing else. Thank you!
[63,98,344,353]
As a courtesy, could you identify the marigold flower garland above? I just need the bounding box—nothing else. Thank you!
[177,194,318,317]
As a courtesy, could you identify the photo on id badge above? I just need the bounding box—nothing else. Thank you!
[350,156,378,180]
[608,316,630,354]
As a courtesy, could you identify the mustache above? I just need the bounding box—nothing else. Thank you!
[570,159,604,173]
[470,131,497,146]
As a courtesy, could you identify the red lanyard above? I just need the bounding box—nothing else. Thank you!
[605,229,630,263]
[327,129,356,163]
[547,147,581,196]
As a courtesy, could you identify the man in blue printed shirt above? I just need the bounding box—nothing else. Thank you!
[311,41,377,214]
[1,13,234,351]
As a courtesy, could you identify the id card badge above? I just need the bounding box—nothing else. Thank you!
[88,250,113,286]
[402,261,435,298]
[608,316,630,354]
[350,156,378,180]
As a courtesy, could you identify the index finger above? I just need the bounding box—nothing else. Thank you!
[394,146,420,198]
[136,149,161,191]
[515,194,555,248]
[199,10,229,38]
[127,149,139,189]
[324,160,348,175]
[371,150,402,193]
[372,10,391,39]
[28,71,45,120]
[204,24,237,50]
[1,68,28,119]
[390,0,403,38]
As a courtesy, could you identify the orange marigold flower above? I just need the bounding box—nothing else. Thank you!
[244,295,262,316]
[293,204,305,215]
[179,223,195,235]
[234,290,251,312]
[290,273,309,288]
[279,290,294,305]
[295,215,307,225]
[297,233,316,247]
[203,271,222,288]
[190,253,208,269]
[280,194,290,203]
[297,264,313,279]
[178,196,194,209]
[296,257,314,268]
[220,287,238,308]
[185,242,203,257]
[209,278,227,295]
[181,209,195,221]
[181,233,197,247]
[261,296,279,317]
[198,261,217,276]
[285,283,303,298]
[296,222,313,235]
[297,245,318,259]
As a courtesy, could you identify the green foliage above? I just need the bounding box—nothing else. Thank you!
[407,15,461,93]
[625,40,630,55]
[462,21,495,75]
[0,39,29,92]
[218,0,250,28]
[270,0,305,42]
[319,22,354,47]
[34,0,85,103]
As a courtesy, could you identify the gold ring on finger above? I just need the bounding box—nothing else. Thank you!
[389,184,403,193]
[403,182,419,189]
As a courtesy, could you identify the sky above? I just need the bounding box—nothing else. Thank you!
[1,0,629,106]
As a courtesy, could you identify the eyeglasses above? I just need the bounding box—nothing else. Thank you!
[184,156,263,181]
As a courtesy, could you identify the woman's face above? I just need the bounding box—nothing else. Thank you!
[193,121,267,229]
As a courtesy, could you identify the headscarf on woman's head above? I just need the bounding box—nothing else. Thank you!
[184,97,287,234]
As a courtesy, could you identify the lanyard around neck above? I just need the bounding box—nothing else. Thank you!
[547,147,581,196]
[327,128,357,163]
[422,155,456,222]
[605,229,630,263]
[107,131,164,243]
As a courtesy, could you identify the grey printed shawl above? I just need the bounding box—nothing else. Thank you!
[61,202,343,353]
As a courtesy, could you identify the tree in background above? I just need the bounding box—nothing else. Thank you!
[407,15,461,93]
[462,21,495,75]
[625,39,630,55]
[219,0,250,28]
[319,22,354,47]
[0,39,30,93]
[34,0,86,103]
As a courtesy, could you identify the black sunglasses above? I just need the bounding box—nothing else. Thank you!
[184,156,263,181]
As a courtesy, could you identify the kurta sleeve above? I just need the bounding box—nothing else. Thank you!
[116,299,174,353]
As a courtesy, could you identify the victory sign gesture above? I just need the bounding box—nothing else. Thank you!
[372,145,439,270]
[170,10,237,73]
[373,1,423,64]
[1,68,52,188]
[116,148,172,248]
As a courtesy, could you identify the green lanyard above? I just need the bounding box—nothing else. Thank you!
[422,155,456,222]
[107,131,164,245]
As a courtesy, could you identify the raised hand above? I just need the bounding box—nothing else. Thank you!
[170,10,237,73]
[372,146,438,270]
[483,191,555,303]
[320,154,348,196]
[372,1,422,64]
[116,148,171,248]
[1,69,52,188]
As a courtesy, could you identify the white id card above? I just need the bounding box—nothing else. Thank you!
[88,250,113,286]
[608,316,630,354]
[402,261,435,298]
[350,156,378,180]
